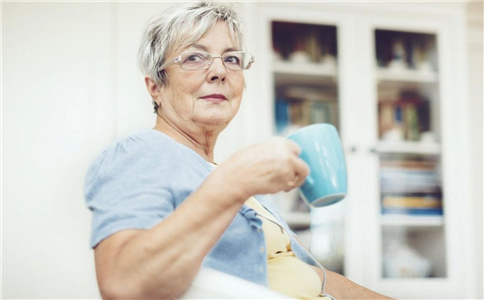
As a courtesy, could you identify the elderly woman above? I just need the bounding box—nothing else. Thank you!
[85,2,393,300]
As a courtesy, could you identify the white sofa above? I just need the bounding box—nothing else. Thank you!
[179,267,292,299]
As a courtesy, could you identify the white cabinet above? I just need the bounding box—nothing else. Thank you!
[245,2,474,299]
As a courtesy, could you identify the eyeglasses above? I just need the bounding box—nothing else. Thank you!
[158,51,255,72]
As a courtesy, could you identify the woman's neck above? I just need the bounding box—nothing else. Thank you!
[153,114,219,163]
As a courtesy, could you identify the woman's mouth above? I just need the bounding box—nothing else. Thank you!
[200,94,228,103]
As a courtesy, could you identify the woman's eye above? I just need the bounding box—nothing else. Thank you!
[224,55,240,64]
[185,53,206,62]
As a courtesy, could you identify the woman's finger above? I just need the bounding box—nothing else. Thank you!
[293,157,310,184]
[285,140,302,156]
[283,157,309,192]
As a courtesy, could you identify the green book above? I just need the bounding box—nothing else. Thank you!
[311,101,329,124]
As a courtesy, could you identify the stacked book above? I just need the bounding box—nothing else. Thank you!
[380,159,443,216]
[378,92,430,141]
[274,86,339,135]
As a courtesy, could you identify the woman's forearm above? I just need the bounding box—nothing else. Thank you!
[324,269,395,300]
[103,178,246,299]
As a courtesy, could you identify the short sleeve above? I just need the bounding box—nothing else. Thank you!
[84,133,175,249]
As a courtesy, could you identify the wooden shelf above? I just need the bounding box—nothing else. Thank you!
[282,212,311,228]
[273,60,338,86]
[377,68,438,84]
[376,141,441,155]
[381,215,444,227]
[274,60,337,77]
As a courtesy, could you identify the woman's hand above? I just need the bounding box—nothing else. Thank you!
[211,137,310,201]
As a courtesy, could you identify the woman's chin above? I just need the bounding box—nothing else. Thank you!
[193,112,232,127]
[193,105,235,127]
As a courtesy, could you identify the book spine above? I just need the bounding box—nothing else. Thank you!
[381,207,443,216]
[382,196,442,208]
[275,99,290,135]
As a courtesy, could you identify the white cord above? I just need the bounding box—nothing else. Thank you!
[255,212,337,300]
[298,246,337,300]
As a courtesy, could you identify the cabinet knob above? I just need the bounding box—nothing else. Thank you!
[348,146,358,153]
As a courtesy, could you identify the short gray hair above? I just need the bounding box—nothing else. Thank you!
[138,1,245,112]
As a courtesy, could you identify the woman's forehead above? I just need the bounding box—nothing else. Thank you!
[186,43,240,53]
[170,22,240,55]
[169,41,238,58]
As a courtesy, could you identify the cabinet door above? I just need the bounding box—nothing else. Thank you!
[255,3,365,285]
[359,12,471,299]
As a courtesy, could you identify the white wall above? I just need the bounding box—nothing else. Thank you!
[3,3,115,298]
[466,2,483,299]
[2,2,482,299]
[2,2,257,298]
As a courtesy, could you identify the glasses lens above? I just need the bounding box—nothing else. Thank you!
[223,52,253,70]
[181,52,211,70]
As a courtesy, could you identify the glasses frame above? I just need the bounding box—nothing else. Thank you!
[157,51,255,72]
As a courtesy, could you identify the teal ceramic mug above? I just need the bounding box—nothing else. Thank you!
[287,124,347,208]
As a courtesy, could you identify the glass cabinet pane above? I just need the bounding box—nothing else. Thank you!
[272,21,339,134]
[270,20,345,275]
[374,29,447,279]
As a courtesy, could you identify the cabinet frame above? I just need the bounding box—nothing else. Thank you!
[252,2,474,299]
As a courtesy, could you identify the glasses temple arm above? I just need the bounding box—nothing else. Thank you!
[158,56,180,72]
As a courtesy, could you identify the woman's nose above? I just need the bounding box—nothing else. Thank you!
[207,58,226,83]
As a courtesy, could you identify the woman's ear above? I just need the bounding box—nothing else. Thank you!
[145,76,163,103]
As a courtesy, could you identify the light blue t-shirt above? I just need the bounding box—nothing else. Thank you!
[84,128,314,287]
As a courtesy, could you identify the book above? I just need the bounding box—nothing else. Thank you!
[381,191,442,197]
[275,99,290,135]
[289,101,303,125]
[381,207,443,216]
[404,103,419,141]
[301,101,312,126]
[382,196,442,209]
[378,97,431,141]
[381,186,442,194]
[380,160,437,170]
[311,101,330,124]
[328,102,339,127]
[379,157,442,194]
[379,102,395,137]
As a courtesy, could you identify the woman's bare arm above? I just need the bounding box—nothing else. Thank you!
[324,269,395,300]
[95,174,246,300]
[293,235,394,300]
